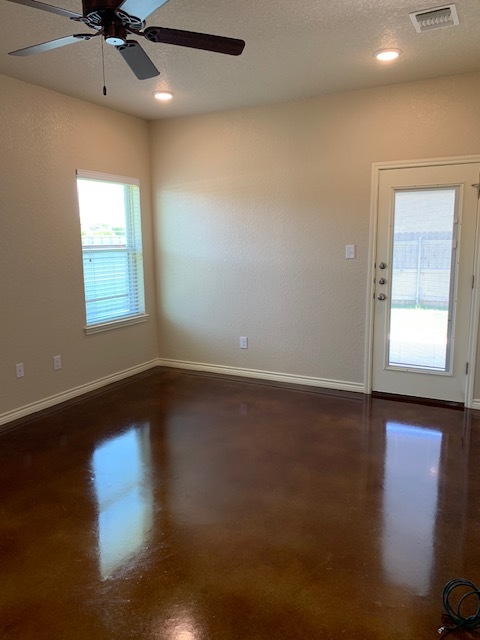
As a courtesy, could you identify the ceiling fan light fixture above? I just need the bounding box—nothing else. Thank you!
[105,35,126,46]
[153,91,174,101]
[374,48,402,62]
[104,22,127,46]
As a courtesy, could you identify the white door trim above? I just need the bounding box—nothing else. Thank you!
[364,155,480,407]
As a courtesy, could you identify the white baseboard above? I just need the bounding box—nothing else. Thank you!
[0,359,159,429]
[0,358,365,429]
[157,358,365,394]
[3,354,472,428]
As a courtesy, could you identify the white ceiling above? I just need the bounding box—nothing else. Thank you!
[1,0,480,120]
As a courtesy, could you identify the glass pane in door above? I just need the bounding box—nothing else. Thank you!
[388,188,458,372]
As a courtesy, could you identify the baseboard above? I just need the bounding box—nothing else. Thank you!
[0,359,159,428]
[157,358,365,394]
[2,354,473,427]
[0,358,364,429]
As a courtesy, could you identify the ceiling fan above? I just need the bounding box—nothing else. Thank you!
[5,0,246,80]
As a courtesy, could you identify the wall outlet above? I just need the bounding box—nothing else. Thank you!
[53,355,62,370]
[240,336,248,349]
[16,363,24,379]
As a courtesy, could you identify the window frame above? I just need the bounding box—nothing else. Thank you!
[76,170,149,334]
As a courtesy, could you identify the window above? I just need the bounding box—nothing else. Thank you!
[76,170,147,333]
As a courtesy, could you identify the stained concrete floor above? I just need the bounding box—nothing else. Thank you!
[1,368,480,639]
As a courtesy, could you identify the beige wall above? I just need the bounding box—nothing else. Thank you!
[0,74,158,419]
[2,71,480,422]
[150,72,480,391]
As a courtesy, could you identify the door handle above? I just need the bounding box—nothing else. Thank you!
[377,293,386,300]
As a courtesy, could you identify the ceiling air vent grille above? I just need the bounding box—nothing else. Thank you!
[409,4,459,32]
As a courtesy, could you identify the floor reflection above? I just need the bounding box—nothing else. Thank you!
[164,611,201,640]
[92,423,153,579]
[382,422,442,595]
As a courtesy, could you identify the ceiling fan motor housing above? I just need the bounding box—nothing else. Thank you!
[82,0,122,15]
[80,0,143,33]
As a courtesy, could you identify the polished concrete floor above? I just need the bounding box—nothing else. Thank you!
[1,368,480,639]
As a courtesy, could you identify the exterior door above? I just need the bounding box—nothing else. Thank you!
[372,162,480,403]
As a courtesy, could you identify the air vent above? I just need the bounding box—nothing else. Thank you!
[409,4,459,32]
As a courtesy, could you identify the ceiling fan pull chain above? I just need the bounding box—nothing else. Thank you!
[101,39,107,96]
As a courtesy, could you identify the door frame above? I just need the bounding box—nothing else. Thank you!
[365,155,480,408]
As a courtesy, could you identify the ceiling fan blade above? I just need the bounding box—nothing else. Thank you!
[116,40,160,79]
[143,26,245,56]
[9,34,95,56]
[117,0,170,22]
[4,0,81,19]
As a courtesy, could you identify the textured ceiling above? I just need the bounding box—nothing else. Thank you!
[1,0,480,120]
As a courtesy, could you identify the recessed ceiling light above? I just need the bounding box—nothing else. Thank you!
[153,91,174,101]
[374,48,401,62]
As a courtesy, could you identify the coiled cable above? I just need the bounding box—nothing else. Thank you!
[438,578,480,636]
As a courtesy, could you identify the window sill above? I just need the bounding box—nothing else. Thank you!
[84,314,150,335]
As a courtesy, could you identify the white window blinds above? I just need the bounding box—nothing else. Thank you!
[76,170,146,330]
